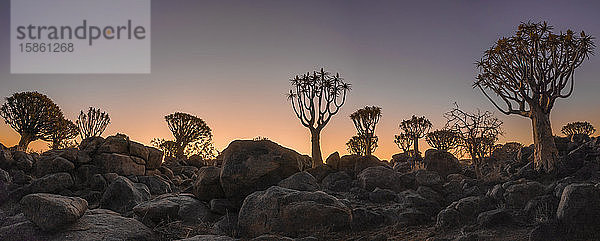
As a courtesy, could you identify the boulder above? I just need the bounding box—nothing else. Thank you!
[325,152,341,167]
[0,145,13,170]
[322,171,353,192]
[369,188,397,203]
[34,156,74,177]
[391,153,410,164]
[417,186,442,203]
[351,208,385,230]
[220,140,304,203]
[51,211,154,240]
[94,153,145,176]
[524,195,558,222]
[393,162,412,173]
[146,147,163,169]
[556,183,600,236]
[129,141,149,161]
[397,190,441,217]
[422,149,460,177]
[186,155,205,168]
[277,171,319,191]
[88,174,108,191]
[436,208,460,228]
[137,175,172,195]
[20,193,87,231]
[73,164,102,186]
[414,170,443,188]
[79,136,105,152]
[210,198,237,215]
[98,135,130,154]
[100,176,150,214]
[0,169,9,202]
[12,151,34,171]
[193,166,225,201]
[238,186,352,237]
[335,155,384,176]
[477,209,514,228]
[304,164,334,182]
[503,180,544,208]
[212,213,238,236]
[357,166,405,192]
[133,194,212,225]
[26,172,74,194]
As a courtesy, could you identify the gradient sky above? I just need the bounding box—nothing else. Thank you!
[1,0,599,160]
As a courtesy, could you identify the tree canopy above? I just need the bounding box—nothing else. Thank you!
[0,91,64,150]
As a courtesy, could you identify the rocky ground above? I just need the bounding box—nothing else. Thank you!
[1,134,600,241]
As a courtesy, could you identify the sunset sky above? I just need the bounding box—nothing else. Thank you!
[1,0,599,160]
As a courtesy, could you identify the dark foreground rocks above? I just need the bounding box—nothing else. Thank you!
[21,193,88,231]
[238,186,352,237]
[2,137,600,240]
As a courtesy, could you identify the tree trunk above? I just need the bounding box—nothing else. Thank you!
[17,133,34,151]
[310,129,323,167]
[365,134,372,156]
[413,137,420,157]
[530,107,559,173]
[175,141,187,160]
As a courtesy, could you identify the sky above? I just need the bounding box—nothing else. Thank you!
[0,0,599,160]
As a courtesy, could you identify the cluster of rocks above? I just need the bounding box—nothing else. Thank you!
[1,135,600,240]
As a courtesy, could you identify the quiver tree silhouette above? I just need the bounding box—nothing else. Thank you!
[185,137,218,160]
[287,68,351,167]
[394,132,414,156]
[475,21,594,173]
[349,106,382,156]
[0,91,64,151]
[426,129,460,151]
[76,107,110,139]
[561,121,595,138]
[399,115,432,157]
[151,139,178,158]
[445,105,503,177]
[346,135,378,156]
[165,112,212,159]
[45,118,79,149]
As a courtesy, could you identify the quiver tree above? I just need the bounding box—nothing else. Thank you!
[475,22,594,172]
[445,105,503,177]
[287,68,351,167]
[45,118,79,149]
[346,135,378,156]
[165,112,212,159]
[399,115,432,157]
[349,106,382,156]
[151,139,178,158]
[426,129,460,151]
[561,121,595,138]
[0,91,64,150]
[185,137,218,160]
[76,107,110,139]
[394,132,414,156]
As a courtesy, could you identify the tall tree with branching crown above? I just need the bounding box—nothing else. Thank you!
[475,22,594,172]
[350,106,381,156]
[394,132,414,156]
[287,68,351,167]
[76,107,110,139]
[165,112,212,159]
[0,91,64,150]
[45,118,79,149]
[400,115,432,157]
[561,121,595,138]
